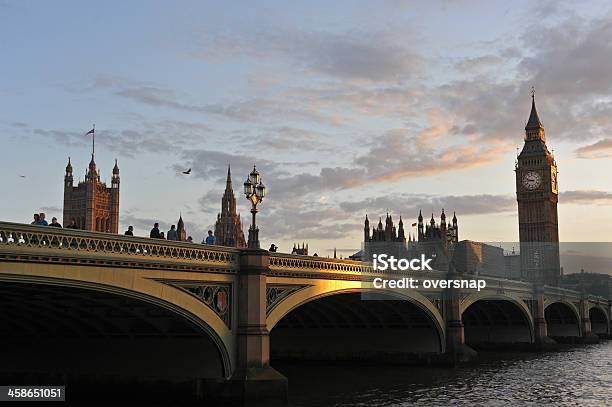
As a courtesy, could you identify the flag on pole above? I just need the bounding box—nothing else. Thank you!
[86,125,95,156]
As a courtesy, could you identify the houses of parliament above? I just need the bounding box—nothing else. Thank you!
[59,93,561,285]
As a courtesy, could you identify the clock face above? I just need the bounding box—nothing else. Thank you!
[522,171,541,190]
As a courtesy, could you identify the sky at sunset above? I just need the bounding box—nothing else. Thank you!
[2,0,612,257]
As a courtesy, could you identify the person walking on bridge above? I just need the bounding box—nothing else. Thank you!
[167,225,178,241]
[49,217,62,228]
[203,230,216,245]
[150,223,161,239]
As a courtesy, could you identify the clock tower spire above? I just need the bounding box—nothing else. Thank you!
[516,89,560,285]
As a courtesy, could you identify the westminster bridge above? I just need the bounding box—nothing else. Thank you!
[0,221,610,404]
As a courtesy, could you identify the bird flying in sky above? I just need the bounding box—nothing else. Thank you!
[182,168,191,175]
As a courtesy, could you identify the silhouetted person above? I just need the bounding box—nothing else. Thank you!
[66,219,78,229]
[203,230,216,245]
[150,223,161,239]
[269,244,277,252]
[39,213,48,226]
[167,225,178,240]
[160,231,165,239]
[187,236,194,243]
[124,226,134,236]
[31,214,40,225]
[49,217,62,228]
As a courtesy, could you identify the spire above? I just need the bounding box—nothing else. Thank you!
[65,157,72,173]
[525,88,543,130]
[86,154,97,181]
[113,158,119,175]
[177,213,186,241]
[418,210,423,221]
[397,215,405,241]
[453,211,457,224]
[226,164,232,189]
[441,209,446,221]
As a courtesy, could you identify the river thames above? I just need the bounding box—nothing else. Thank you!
[276,342,612,406]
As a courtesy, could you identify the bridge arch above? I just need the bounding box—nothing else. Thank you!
[0,269,234,378]
[267,284,445,361]
[461,293,534,345]
[589,305,609,336]
[544,300,581,339]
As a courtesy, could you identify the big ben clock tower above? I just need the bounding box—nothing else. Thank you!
[516,90,560,285]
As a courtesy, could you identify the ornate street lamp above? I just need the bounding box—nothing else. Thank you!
[243,165,267,249]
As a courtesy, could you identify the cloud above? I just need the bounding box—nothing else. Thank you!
[198,29,422,82]
[236,126,332,153]
[455,55,504,73]
[28,120,211,158]
[89,76,346,126]
[177,123,511,207]
[37,206,62,215]
[575,139,612,159]
[175,149,281,183]
[339,193,516,218]
[561,190,612,204]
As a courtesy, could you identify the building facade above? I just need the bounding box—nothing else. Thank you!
[214,166,247,248]
[63,155,119,233]
[359,211,459,269]
[291,243,309,255]
[516,93,561,285]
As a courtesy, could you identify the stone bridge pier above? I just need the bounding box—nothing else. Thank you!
[205,249,288,406]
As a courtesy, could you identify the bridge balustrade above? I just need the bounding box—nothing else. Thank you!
[0,221,239,270]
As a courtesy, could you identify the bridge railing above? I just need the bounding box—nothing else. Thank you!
[543,284,610,304]
[0,221,239,271]
[269,252,450,280]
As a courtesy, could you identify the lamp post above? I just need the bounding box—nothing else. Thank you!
[243,165,266,249]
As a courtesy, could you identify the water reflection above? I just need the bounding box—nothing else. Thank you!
[275,342,612,406]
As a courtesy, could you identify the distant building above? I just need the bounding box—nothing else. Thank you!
[452,240,504,276]
[292,243,308,256]
[177,215,187,241]
[504,252,521,280]
[214,165,246,248]
[356,211,522,277]
[561,272,611,298]
[63,153,119,233]
[357,210,459,270]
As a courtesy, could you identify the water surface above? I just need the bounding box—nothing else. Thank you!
[276,342,612,406]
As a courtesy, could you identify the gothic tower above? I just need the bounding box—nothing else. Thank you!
[214,165,247,248]
[63,139,120,234]
[177,214,187,241]
[516,91,560,285]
